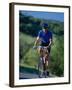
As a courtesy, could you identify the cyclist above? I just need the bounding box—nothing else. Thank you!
[33,23,53,77]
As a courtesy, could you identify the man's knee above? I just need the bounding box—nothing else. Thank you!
[38,48,43,57]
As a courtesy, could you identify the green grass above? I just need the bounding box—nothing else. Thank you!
[19,32,35,44]
[19,32,39,69]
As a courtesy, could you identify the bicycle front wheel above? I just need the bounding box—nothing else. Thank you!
[38,58,44,78]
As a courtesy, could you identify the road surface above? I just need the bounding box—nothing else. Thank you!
[19,66,57,79]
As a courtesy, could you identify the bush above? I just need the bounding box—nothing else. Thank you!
[49,35,64,76]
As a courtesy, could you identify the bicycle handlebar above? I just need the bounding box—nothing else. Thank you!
[33,46,48,49]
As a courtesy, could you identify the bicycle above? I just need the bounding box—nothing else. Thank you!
[33,46,49,78]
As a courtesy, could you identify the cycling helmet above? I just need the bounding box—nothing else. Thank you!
[42,23,49,28]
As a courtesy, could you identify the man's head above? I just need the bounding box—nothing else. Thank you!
[42,23,49,32]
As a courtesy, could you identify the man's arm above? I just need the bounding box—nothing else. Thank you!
[34,36,40,47]
[48,38,52,48]
[48,32,53,47]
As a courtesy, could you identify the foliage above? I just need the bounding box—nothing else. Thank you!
[19,11,64,36]
[49,35,64,76]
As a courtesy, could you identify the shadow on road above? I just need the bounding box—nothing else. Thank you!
[19,66,39,79]
[20,66,38,74]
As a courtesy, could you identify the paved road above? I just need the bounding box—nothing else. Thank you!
[19,66,57,79]
[19,72,56,79]
[19,72,39,79]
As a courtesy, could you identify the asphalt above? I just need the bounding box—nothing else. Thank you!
[19,66,57,79]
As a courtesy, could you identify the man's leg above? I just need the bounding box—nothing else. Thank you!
[44,47,50,77]
[38,47,44,77]
[46,51,50,76]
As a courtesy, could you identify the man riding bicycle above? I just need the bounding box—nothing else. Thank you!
[33,23,53,77]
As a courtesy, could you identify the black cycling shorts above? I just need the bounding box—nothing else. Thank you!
[41,42,51,53]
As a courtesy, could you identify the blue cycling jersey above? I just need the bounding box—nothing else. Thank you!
[38,30,52,43]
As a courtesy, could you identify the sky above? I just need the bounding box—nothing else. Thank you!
[21,11,64,22]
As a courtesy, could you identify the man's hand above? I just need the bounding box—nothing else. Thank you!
[47,45,50,48]
[33,46,37,49]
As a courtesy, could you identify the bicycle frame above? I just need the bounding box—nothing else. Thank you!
[34,46,49,78]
